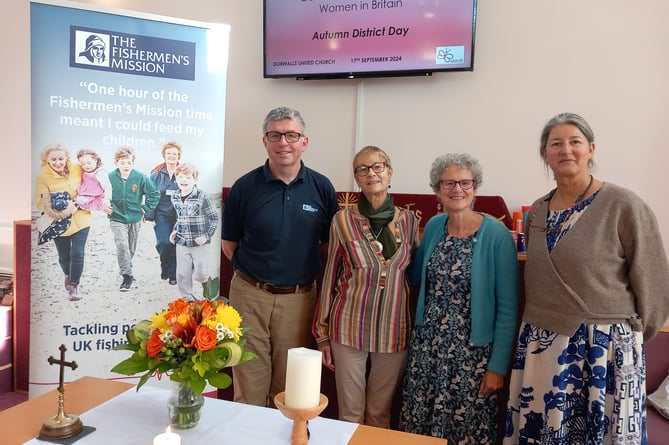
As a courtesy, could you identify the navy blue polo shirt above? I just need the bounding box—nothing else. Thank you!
[222,160,339,286]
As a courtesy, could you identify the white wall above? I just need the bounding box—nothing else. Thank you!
[3,0,669,254]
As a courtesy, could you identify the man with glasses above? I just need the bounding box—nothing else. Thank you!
[221,106,339,408]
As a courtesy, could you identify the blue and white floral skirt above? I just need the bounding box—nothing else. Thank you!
[503,321,646,445]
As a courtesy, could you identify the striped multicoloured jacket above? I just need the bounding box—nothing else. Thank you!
[313,205,419,353]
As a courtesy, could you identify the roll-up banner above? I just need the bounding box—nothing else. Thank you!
[30,0,229,397]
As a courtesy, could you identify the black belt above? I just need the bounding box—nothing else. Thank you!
[235,270,314,294]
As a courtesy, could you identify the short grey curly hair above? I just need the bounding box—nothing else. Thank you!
[429,153,483,193]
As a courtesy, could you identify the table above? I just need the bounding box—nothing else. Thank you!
[1,377,446,444]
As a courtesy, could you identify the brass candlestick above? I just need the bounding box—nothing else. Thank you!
[39,345,83,440]
[274,392,328,445]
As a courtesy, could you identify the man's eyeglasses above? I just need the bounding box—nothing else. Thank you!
[354,162,387,176]
[439,179,475,190]
[265,131,303,143]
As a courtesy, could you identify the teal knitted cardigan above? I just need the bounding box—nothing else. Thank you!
[410,213,519,375]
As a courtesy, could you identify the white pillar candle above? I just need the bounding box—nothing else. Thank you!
[284,347,322,409]
[153,427,181,445]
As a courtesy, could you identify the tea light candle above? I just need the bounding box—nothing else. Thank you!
[153,427,181,445]
[285,347,322,409]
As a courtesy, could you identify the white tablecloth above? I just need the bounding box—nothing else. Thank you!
[24,386,357,444]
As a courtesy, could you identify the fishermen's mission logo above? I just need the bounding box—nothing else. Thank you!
[70,27,196,80]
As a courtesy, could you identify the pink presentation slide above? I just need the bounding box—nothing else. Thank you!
[264,0,476,77]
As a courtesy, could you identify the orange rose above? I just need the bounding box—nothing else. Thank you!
[194,325,217,352]
[146,329,164,358]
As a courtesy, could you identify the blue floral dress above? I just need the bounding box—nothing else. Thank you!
[399,231,497,444]
[503,193,647,445]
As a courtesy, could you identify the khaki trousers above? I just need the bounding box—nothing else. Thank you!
[229,273,316,407]
[331,341,407,428]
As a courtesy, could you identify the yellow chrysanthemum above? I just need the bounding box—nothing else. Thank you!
[202,316,217,330]
[216,305,242,331]
[150,311,169,331]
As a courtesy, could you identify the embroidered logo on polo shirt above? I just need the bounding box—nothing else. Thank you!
[302,204,318,213]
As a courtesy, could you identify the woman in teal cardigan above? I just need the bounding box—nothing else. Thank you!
[399,153,519,443]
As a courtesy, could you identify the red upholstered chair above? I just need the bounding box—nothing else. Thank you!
[646,330,669,445]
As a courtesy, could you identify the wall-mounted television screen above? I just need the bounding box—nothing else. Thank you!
[263,0,477,80]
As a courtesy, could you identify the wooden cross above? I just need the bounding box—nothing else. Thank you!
[47,344,78,392]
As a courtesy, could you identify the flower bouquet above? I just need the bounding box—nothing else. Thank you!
[112,278,255,428]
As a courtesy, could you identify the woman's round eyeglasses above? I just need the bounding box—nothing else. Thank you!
[354,162,387,176]
[439,179,475,190]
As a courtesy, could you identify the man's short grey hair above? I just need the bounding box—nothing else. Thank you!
[429,153,483,193]
[263,106,307,135]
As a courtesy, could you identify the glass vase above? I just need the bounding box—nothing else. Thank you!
[167,381,205,429]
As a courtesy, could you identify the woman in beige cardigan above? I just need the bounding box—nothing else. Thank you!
[503,113,669,445]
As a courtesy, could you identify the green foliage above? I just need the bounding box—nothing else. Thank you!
[202,276,228,303]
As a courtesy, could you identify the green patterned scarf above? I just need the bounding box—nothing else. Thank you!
[358,193,396,259]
